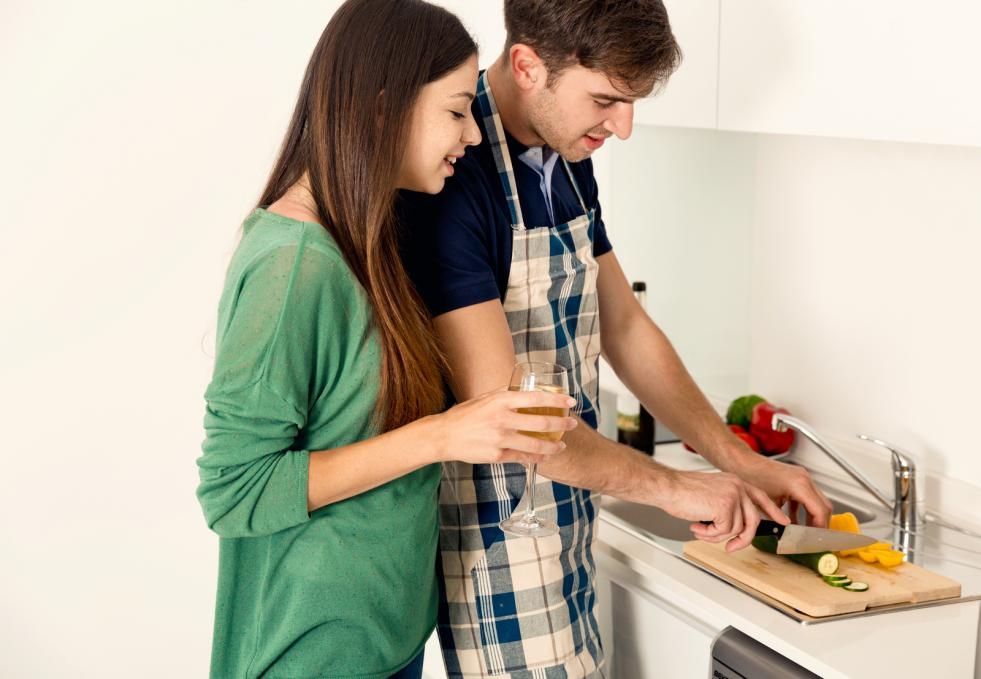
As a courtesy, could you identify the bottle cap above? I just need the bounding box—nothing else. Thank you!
[632,281,646,292]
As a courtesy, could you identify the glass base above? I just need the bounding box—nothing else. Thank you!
[500,513,559,538]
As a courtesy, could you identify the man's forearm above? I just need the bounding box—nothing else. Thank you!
[536,415,677,505]
[603,313,752,474]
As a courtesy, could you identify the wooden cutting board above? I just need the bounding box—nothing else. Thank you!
[683,539,961,618]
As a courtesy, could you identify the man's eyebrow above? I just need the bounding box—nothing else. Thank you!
[452,91,475,101]
[588,92,636,104]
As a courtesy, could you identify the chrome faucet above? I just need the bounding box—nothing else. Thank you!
[771,414,923,537]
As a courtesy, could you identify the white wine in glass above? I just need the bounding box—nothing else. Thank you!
[499,362,570,538]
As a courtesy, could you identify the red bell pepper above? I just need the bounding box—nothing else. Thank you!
[749,402,795,454]
[733,431,760,453]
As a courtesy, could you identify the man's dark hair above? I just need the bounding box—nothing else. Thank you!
[504,0,682,95]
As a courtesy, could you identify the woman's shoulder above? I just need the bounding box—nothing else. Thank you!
[219,209,363,319]
[242,207,342,259]
[229,208,351,284]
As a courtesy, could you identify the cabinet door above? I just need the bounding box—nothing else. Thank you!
[718,1,981,147]
[595,557,717,678]
[635,0,720,129]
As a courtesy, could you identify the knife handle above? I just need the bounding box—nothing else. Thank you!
[755,519,785,539]
[701,519,786,540]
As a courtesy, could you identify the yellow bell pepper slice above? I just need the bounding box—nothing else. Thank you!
[830,513,902,566]
[858,550,880,563]
[866,542,897,552]
[839,541,890,557]
[875,551,905,567]
[829,512,861,534]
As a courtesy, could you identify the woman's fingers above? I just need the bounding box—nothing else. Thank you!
[504,389,577,411]
[500,433,566,456]
[507,412,578,434]
[499,451,548,466]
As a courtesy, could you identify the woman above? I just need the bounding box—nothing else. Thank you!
[196,1,578,677]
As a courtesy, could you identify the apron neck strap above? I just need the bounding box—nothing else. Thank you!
[476,71,593,228]
[476,71,527,230]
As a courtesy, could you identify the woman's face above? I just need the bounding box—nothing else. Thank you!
[398,55,481,194]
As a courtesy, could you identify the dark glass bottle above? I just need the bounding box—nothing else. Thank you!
[616,282,655,455]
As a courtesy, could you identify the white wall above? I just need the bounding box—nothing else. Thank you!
[0,1,504,676]
[611,124,981,513]
[607,126,756,401]
[746,133,981,508]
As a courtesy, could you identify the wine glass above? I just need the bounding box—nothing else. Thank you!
[499,361,570,538]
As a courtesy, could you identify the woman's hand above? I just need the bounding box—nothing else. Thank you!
[424,388,579,466]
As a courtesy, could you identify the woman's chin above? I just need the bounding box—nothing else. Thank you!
[421,177,447,195]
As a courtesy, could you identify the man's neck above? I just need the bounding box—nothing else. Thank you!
[487,57,545,148]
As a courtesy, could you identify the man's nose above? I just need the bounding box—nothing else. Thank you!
[604,103,634,140]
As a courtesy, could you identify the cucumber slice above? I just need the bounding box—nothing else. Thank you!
[824,577,852,587]
[822,574,851,583]
[844,581,869,592]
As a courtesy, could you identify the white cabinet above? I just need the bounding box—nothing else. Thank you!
[717,0,981,147]
[595,552,719,678]
[635,0,720,129]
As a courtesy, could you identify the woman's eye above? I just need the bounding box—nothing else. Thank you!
[450,111,466,120]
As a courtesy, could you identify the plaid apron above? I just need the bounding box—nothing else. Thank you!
[436,71,605,679]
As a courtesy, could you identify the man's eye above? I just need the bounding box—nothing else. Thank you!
[595,100,615,109]
[450,111,466,120]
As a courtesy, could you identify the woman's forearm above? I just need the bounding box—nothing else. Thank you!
[307,415,442,512]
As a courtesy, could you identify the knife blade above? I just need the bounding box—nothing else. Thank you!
[755,519,878,554]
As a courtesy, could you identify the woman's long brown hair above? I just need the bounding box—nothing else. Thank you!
[259,0,476,431]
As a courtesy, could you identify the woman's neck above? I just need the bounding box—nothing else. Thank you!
[267,174,321,225]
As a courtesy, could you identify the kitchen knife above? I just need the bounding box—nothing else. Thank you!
[755,519,878,554]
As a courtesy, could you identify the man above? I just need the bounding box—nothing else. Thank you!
[400,1,833,677]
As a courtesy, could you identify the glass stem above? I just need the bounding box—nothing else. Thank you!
[525,463,538,520]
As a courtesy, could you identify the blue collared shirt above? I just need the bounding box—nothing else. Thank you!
[397,73,612,318]
[517,145,560,225]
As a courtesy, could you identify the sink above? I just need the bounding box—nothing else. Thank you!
[597,463,981,624]
[602,493,876,543]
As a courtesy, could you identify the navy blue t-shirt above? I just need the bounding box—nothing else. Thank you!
[398,92,613,318]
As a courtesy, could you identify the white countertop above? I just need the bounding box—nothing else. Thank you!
[596,442,981,678]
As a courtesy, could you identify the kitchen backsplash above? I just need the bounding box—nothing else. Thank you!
[600,124,981,510]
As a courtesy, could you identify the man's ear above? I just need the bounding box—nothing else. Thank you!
[508,43,545,91]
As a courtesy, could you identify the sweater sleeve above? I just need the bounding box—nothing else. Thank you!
[196,240,354,538]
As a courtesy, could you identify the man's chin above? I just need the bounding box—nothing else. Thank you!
[562,146,594,163]
[544,140,587,163]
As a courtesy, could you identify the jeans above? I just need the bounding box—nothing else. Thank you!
[388,648,424,679]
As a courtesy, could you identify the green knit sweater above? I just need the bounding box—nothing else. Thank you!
[197,209,439,678]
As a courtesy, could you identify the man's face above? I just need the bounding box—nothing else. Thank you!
[528,65,640,161]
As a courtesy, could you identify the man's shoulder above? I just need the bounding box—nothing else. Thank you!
[447,137,498,196]
[399,142,503,230]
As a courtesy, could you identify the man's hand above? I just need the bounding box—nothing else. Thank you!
[728,452,834,528]
[656,468,791,552]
